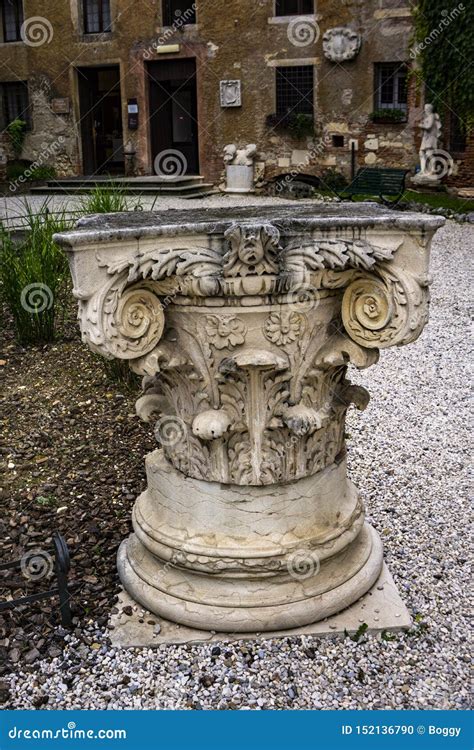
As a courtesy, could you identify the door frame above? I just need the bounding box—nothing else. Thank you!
[147,57,200,176]
[76,63,125,176]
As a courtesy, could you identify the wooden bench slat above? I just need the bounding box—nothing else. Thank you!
[340,167,408,206]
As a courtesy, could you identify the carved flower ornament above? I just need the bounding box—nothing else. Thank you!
[205,315,246,349]
[264,312,305,346]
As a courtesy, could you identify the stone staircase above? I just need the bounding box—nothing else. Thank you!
[30,175,216,199]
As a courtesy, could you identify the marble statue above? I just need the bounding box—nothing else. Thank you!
[412,103,450,185]
[418,104,442,175]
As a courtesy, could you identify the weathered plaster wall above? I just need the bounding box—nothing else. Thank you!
[0,0,469,185]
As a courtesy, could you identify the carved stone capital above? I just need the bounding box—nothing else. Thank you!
[56,204,443,632]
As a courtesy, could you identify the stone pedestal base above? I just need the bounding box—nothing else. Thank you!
[223,164,255,193]
[411,173,443,188]
[117,450,383,632]
[109,564,411,646]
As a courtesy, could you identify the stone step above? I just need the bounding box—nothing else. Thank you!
[43,175,205,186]
[30,182,215,196]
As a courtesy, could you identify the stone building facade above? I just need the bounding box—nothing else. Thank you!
[0,0,471,187]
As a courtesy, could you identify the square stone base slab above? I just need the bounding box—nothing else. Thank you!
[107,564,411,647]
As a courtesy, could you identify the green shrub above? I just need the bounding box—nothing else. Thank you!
[266,112,314,139]
[320,168,348,192]
[6,119,27,159]
[28,164,57,181]
[80,182,142,214]
[288,113,314,140]
[7,161,57,184]
[0,202,72,344]
[6,160,33,182]
[370,109,407,123]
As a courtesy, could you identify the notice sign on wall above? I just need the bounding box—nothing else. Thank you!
[51,98,70,114]
[128,98,139,130]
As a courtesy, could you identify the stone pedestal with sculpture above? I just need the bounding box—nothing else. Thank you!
[56,204,443,633]
[412,103,452,186]
[223,144,257,193]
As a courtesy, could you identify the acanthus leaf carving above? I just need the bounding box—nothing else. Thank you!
[282,238,401,274]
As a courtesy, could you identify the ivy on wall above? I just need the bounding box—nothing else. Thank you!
[411,0,474,129]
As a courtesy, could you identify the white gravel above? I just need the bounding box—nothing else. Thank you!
[4,206,472,710]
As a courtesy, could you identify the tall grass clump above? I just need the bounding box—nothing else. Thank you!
[0,202,72,344]
[79,182,142,214]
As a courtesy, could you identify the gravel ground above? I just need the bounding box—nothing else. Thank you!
[1,202,472,710]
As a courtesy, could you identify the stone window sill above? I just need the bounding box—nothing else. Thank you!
[159,24,200,33]
[268,14,320,25]
[371,118,408,126]
[81,32,113,42]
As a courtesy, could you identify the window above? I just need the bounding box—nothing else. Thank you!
[449,112,466,153]
[374,63,407,113]
[276,0,313,15]
[83,0,111,34]
[0,81,30,129]
[1,0,24,43]
[163,0,196,26]
[276,65,313,116]
[332,135,344,148]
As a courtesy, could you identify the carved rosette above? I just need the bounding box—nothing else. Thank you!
[68,219,432,485]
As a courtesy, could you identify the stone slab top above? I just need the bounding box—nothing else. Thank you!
[55,202,445,248]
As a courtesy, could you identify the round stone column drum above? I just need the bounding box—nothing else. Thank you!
[56,204,443,632]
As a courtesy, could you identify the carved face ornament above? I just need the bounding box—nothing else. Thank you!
[223,224,280,277]
[239,231,265,268]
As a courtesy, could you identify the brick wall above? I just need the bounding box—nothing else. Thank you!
[0,0,470,187]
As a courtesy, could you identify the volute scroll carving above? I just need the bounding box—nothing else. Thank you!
[341,266,431,349]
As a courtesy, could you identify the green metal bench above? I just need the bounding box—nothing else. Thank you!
[339,167,409,206]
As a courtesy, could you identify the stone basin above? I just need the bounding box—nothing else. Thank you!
[55,202,444,632]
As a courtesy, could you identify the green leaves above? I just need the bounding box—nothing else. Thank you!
[412,0,474,130]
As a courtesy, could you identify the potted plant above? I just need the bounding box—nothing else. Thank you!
[370,109,407,124]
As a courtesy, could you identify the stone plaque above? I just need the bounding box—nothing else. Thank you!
[323,27,361,62]
[220,80,242,108]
